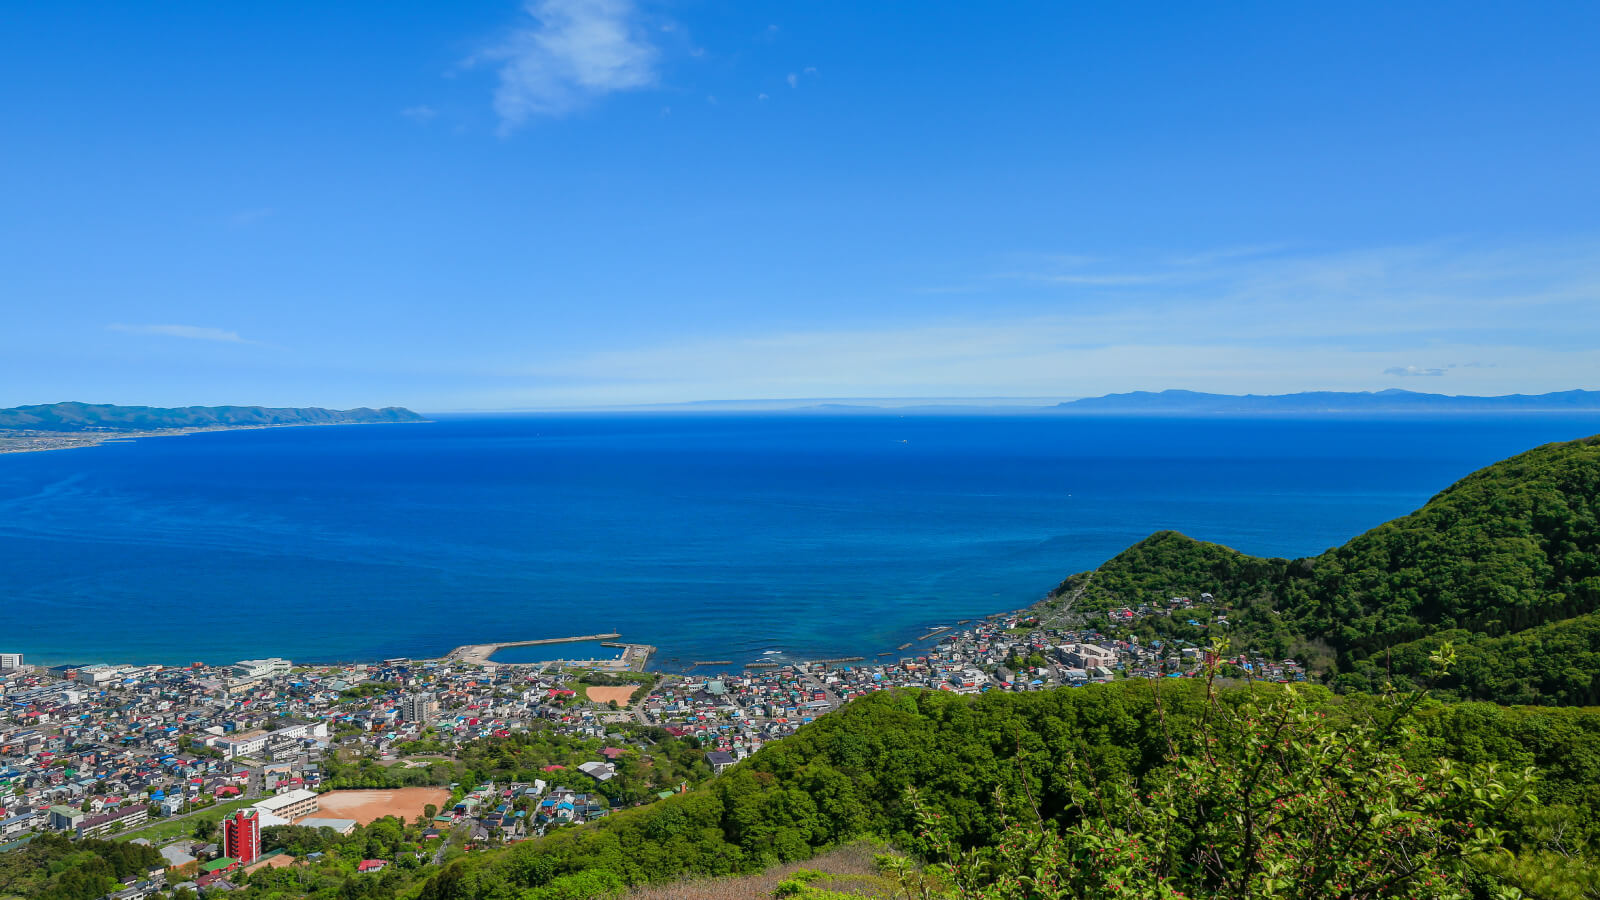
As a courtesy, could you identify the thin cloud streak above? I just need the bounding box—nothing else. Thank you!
[490,238,1600,405]
[108,324,252,343]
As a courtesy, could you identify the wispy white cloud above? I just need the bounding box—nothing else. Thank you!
[786,72,798,88]
[1164,243,1293,267]
[504,315,1600,406]
[478,0,660,130]
[109,324,251,343]
[490,237,1600,404]
[1010,271,1176,287]
[992,239,1600,345]
[401,105,437,121]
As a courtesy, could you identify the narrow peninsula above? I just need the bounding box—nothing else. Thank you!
[0,401,428,454]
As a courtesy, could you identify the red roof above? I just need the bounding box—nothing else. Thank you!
[358,860,387,872]
[540,764,566,772]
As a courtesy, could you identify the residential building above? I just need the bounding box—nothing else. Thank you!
[160,844,199,877]
[212,730,269,759]
[0,653,22,671]
[221,809,261,865]
[576,761,615,782]
[75,665,125,686]
[77,803,148,839]
[48,805,84,832]
[705,751,737,774]
[231,659,292,679]
[399,693,436,725]
[199,858,239,877]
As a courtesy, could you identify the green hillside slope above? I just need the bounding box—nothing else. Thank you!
[390,683,1600,899]
[1044,434,1600,702]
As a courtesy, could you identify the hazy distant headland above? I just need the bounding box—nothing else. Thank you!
[0,402,427,454]
[1053,388,1600,414]
[565,388,1600,415]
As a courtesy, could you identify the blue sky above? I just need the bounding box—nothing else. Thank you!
[2,1,1597,410]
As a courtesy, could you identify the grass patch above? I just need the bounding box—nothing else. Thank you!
[627,840,901,899]
[560,670,659,704]
[114,794,260,844]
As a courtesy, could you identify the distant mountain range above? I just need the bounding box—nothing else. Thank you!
[0,402,428,431]
[1055,388,1600,414]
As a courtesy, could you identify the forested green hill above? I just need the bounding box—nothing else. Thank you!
[1045,434,1600,703]
[386,681,1600,898]
[0,402,427,430]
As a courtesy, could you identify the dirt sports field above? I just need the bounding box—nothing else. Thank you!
[245,854,297,873]
[299,788,451,826]
[585,685,639,705]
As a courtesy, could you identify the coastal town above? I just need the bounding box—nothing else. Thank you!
[0,602,1306,897]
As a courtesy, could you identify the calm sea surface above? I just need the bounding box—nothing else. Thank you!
[2,413,1596,670]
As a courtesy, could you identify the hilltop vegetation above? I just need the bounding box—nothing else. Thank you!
[311,678,1598,899]
[0,834,163,900]
[0,402,426,431]
[16,678,1597,898]
[1046,433,1600,703]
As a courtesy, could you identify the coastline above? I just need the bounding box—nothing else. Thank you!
[0,420,428,456]
[9,414,1590,680]
[10,614,1009,675]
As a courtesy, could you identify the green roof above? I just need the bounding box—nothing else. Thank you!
[200,858,238,873]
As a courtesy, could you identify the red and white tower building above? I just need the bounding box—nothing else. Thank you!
[221,808,261,865]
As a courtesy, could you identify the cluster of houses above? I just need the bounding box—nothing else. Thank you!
[0,653,616,848]
[1,591,1310,877]
[632,609,1307,766]
[443,778,616,843]
[0,659,283,844]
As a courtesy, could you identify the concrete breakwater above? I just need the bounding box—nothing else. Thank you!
[441,634,659,672]
[442,633,622,664]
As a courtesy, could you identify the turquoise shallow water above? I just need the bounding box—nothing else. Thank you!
[2,413,1595,670]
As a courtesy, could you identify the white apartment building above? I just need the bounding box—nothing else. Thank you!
[252,788,319,821]
[212,730,270,759]
[231,658,292,679]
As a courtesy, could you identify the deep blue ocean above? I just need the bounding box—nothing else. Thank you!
[3,413,1596,670]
